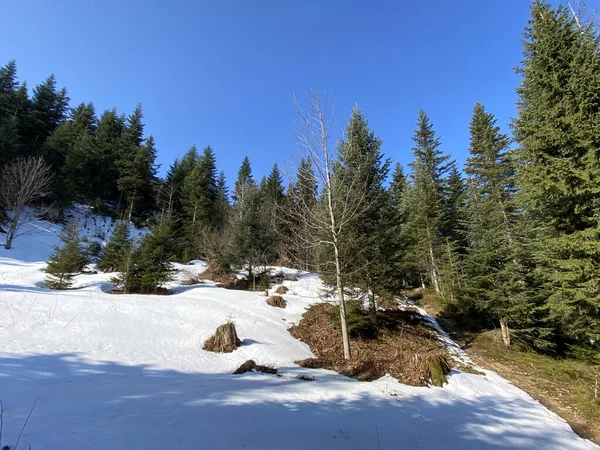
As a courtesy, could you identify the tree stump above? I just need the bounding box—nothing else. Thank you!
[203,322,242,353]
[266,295,286,308]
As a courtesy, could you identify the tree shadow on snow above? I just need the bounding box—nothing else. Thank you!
[0,353,591,450]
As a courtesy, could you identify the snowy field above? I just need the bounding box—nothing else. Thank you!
[0,216,597,450]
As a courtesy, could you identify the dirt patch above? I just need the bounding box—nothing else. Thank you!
[266,295,286,308]
[204,322,242,353]
[290,303,452,386]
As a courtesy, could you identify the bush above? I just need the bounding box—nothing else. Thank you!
[327,300,377,339]
[45,221,88,290]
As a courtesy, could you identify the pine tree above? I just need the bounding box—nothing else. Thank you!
[45,222,87,289]
[232,156,253,203]
[181,145,218,235]
[404,110,452,296]
[58,102,98,203]
[91,109,126,204]
[113,216,175,294]
[27,74,69,155]
[214,170,230,228]
[98,221,133,273]
[380,163,411,291]
[230,158,271,281]
[330,106,390,326]
[463,103,548,347]
[514,1,600,356]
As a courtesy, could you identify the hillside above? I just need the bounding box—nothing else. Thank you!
[0,217,596,450]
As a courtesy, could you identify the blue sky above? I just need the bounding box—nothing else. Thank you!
[1,1,544,185]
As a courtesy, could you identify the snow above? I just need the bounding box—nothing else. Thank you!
[0,214,597,449]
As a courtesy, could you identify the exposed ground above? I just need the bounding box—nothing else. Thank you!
[290,303,451,386]
[419,291,600,446]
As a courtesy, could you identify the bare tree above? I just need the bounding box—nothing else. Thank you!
[0,156,53,250]
[568,0,599,29]
[290,89,368,360]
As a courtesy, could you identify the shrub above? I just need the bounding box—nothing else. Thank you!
[45,221,87,290]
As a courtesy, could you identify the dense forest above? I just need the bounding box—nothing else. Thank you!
[1,1,599,362]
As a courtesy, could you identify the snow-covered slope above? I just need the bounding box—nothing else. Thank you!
[0,217,597,450]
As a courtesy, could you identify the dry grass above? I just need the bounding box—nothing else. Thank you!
[266,295,286,308]
[275,285,289,294]
[376,296,398,310]
[179,268,204,286]
[465,330,600,444]
[290,303,452,386]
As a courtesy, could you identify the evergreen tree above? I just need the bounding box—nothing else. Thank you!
[404,110,452,296]
[91,109,125,204]
[214,170,230,228]
[27,74,69,154]
[58,102,98,203]
[513,1,600,356]
[463,103,549,347]
[116,106,158,220]
[113,216,175,294]
[45,222,87,289]
[380,163,411,291]
[181,145,218,232]
[230,158,272,280]
[98,221,133,273]
[232,156,253,203]
[330,106,390,326]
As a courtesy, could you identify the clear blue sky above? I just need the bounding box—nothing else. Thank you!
[1,0,550,186]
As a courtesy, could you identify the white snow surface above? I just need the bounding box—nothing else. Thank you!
[0,215,597,449]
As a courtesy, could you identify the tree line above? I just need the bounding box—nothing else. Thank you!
[1,0,598,362]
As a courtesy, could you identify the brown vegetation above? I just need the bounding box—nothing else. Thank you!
[266,295,286,308]
[290,303,452,386]
[233,360,278,375]
[275,285,289,294]
[376,296,398,310]
[203,322,242,353]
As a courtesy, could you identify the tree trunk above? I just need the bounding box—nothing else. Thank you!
[334,242,351,360]
[367,286,378,328]
[4,211,21,250]
[128,188,137,222]
[500,319,511,347]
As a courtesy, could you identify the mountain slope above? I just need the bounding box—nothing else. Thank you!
[0,217,597,450]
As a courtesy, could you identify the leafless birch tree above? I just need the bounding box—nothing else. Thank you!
[290,89,369,360]
[0,156,53,250]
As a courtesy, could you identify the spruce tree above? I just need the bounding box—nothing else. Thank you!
[27,74,69,155]
[232,156,253,203]
[331,106,390,326]
[45,222,87,290]
[98,221,133,273]
[514,1,600,356]
[91,109,125,204]
[113,216,175,294]
[463,103,549,347]
[404,110,452,296]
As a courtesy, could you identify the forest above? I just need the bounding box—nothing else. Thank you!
[0,0,599,364]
